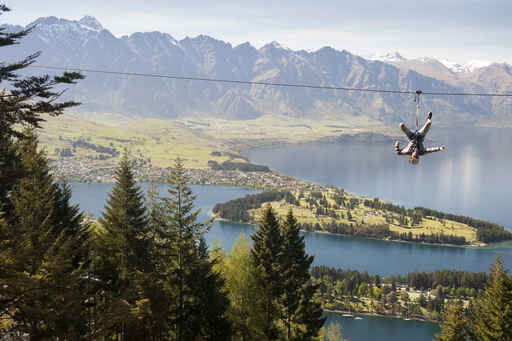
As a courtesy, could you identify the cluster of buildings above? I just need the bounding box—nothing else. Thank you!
[187,168,335,192]
[49,158,336,193]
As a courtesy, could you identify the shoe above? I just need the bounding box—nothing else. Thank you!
[394,141,400,152]
[427,111,432,120]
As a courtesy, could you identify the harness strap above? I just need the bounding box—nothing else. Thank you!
[415,89,422,130]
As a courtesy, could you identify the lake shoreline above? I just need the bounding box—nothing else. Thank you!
[70,182,512,273]
[323,308,439,325]
[210,211,490,249]
[68,172,500,249]
[58,137,510,250]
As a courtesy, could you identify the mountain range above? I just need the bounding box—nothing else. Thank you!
[3,16,511,126]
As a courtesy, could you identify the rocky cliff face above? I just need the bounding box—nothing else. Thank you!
[3,16,510,126]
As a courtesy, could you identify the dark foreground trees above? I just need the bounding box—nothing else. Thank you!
[213,207,325,341]
[0,4,87,337]
[90,157,231,340]
[250,206,325,340]
[280,209,325,340]
[436,256,512,341]
[469,257,512,341]
[155,158,231,340]
[0,131,90,338]
[0,4,83,216]
[94,151,151,339]
[252,205,284,340]
[436,300,467,341]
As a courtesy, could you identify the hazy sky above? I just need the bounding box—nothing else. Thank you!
[3,0,511,63]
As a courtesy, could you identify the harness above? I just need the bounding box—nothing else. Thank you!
[411,90,425,154]
[410,131,425,154]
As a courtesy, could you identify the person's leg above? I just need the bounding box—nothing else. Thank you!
[418,119,432,136]
[400,123,415,140]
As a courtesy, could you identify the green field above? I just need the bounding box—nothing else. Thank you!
[39,114,240,168]
[247,191,477,242]
[38,112,393,168]
[176,113,391,149]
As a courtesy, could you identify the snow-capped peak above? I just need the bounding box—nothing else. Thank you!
[26,16,107,45]
[439,59,492,73]
[463,60,492,72]
[264,41,288,50]
[365,51,406,62]
[78,15,103,31]
[418,57,440,63]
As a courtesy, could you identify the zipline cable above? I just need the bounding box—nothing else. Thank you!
[29,65,512,98]
[31,65,411,94]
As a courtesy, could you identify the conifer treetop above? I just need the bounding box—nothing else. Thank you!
[469,256,512,341]
[0,5,84,139]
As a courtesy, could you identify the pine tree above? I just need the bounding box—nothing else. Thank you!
[281,209,325,340]
[0,134,20,214]
[96,151,150,339]
[0,131,89,338]
[162,157,208,340]
[213,234,262,341]
[157,157,229,340]
[436,300,467,341]
[0,4,83,213]
[100,151,149,272]
[0,6,83,141]
[141,181,172,340]
[190,238,231,340]
[470,256,512,341]
[252,204,284,340]
[0,5,85,339]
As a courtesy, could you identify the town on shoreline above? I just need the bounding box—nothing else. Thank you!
[51,158,511,249]
[50,158,335,192]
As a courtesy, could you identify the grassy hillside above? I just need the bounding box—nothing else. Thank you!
[176,113,391,150]
[253,191,477,242]
[213,189,487,245]
[38,114,241,168]
[38,112,393,169]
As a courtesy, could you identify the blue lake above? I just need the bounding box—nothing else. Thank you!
[244,127,512,230]
[71,182,512,277]
[324,312,440,341]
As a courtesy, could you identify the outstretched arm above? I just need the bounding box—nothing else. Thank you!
[424,145,446,154]
[395,141,412,155]
[396,149,410,155]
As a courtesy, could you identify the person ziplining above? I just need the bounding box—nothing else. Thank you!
[394,111,446,165]
[394,90,445,165]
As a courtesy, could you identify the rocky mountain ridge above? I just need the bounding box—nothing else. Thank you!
[2,16,511,126]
